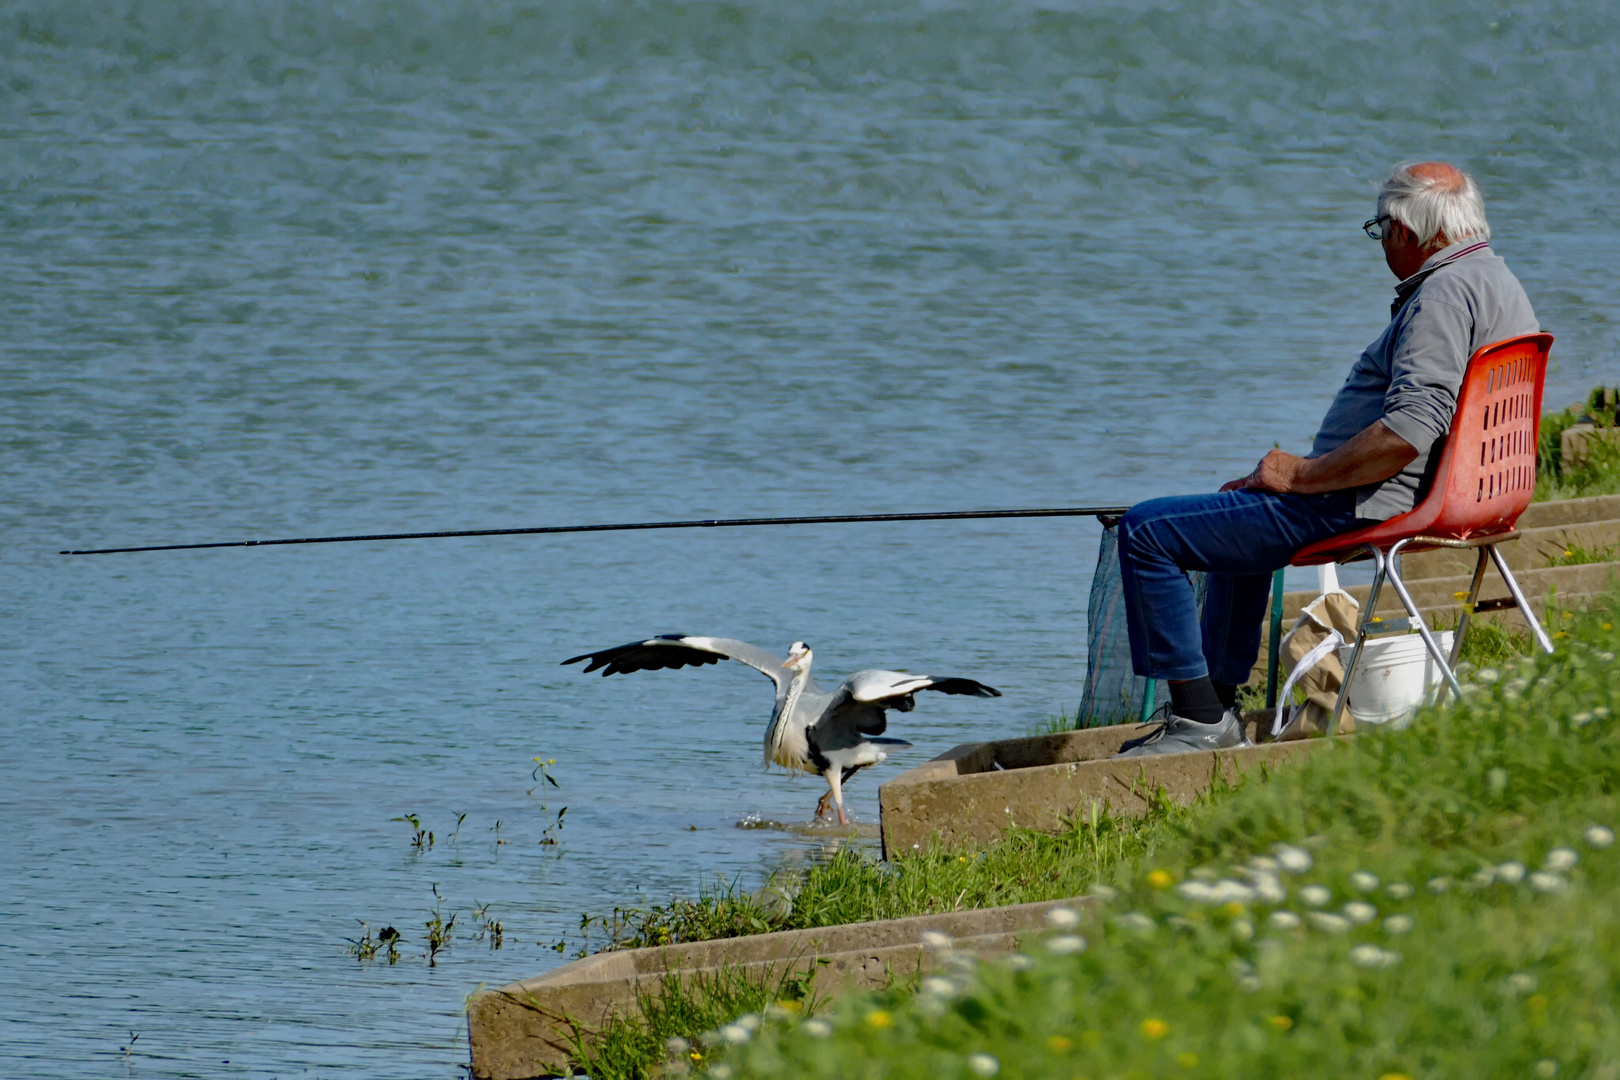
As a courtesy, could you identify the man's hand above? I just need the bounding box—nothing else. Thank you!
[1221,449,1306,494]
[1220,420,1419,496]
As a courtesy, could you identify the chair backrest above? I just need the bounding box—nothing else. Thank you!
[1408,332,1553,539]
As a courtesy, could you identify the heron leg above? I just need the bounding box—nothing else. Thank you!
[825,768,848,826]
[814,790,833,818]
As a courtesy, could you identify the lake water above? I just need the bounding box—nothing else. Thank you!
[4,1,1617,1075]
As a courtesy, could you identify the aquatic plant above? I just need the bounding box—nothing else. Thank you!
[392,812,433,852]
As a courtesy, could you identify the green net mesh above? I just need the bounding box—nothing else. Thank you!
[1078,521,1208,727]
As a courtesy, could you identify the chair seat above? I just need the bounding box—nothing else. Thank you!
[1292,516,1520,566]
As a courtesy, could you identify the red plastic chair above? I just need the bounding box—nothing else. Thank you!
[1291,332,1556,733]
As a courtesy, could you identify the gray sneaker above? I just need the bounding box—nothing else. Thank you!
[1116,709,1250,757]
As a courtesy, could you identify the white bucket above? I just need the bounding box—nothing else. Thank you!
[1335,631,1455,727]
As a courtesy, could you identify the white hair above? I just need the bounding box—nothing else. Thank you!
[1377,162,1490,246]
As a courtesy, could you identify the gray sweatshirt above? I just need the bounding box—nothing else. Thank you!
[1310,240,1539,521]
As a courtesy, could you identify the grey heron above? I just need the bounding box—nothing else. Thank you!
[562,635,1001,824]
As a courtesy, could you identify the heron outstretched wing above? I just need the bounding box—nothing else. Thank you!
[812,669,1001,746]
[562,634,790,691]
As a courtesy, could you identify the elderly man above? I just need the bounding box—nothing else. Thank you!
[1115,161,1539,757]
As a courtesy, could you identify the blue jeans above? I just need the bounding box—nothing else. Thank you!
[1117,490,1364,683]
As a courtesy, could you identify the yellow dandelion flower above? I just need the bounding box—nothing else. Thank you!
[1176,1052,1199,1068]
[1047,1035,1073,1052]
[1378,1074,1412,1080]
[866,1010,893,1029]
[1140,1018,1169,1040]
[1604,623,1613,631]
[1564,610,1574,620]
[689,1051,704,1062]
[774,999,803,1014]
[1147,870,1174,889]
[1267,1015,1293,1031]
[1222,901,1246,917]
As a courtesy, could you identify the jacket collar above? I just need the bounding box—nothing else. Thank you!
[1390,237,1491,316]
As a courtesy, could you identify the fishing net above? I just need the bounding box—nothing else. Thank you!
[1078,520,1208,727]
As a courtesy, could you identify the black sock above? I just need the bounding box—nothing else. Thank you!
[1168,676,1226,724]
[1213,681,1239,710]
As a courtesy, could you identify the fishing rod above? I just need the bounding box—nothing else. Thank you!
[59,505,1132,557]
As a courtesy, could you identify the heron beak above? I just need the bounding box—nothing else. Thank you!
[782,648,807,668]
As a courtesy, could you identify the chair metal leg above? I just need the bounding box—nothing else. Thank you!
[1327,546,1382,738]
[1489,545,1556,655]
[1435,547,1491,707]
[1383,538,1465,703]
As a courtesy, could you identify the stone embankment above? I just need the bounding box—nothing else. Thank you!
[467,896,1091,1080]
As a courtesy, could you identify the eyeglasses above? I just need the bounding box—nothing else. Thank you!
[1363,216,1393,240]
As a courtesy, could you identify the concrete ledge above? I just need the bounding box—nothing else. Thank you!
[1281,558,1618,625]
[1395,519,1620,581]
[467,896,1090,1079]
[879,726,1332,857]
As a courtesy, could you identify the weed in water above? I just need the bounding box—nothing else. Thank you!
[349,920,403,963]
[119,1031,138,1060]
[392,812,433,852]
[530,757,568,847]
[347,920,380,961]
[472,901,505,950]
[450,811,467,845]
[425,884,458,966]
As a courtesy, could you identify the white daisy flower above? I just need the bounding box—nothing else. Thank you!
[921,977,958,998]
[920,930,953,950]
[1299,884,1332,907]
[1349,944,1399,968]
[1529,872,1567,893]
[1045,906,1080,930]
[967,1052,1000,1077]
[1349,871,1380,892]
[802,1018,832,1037]
[1386,882,1414,899]
[1506,973,1536,994]
[1267,910,1302,931]
[1274,845,1312,873]
[1495,861,1526,884]
[1543,848,1578,872]
[1426,876,1451,893]
[720,1023,751,1045]
[1585,825,1615,849]
[1343,901,1377,925]
[1045,934,1086,955]
[1383,915,1414,935]
[1308,912,1351,933]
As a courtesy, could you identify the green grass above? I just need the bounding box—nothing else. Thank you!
[583,800,1189,955]
[1535,390,1620,502]
[702,597,1620,1080]
[567,964,822,1080]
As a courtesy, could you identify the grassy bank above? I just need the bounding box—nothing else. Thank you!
[1535,387,1620,502]
[702,595,1620,1079]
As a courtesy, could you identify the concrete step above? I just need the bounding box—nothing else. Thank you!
[1395,518,1620,582]
[880,724,1332,857]
[1516,493,1620,529]
[1280,559,1617,626]
[467,895,1094,1079]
